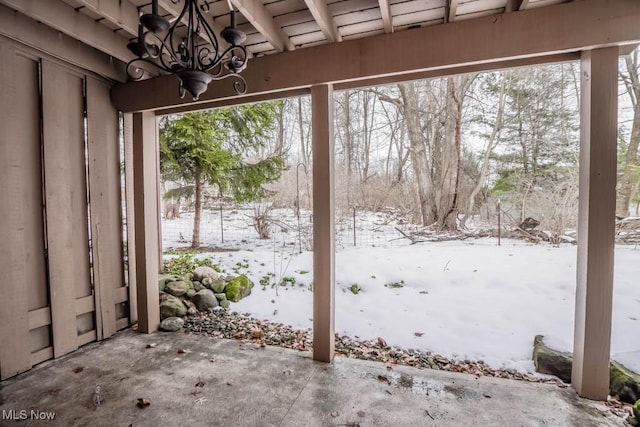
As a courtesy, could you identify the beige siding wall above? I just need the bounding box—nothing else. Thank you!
[0,39,129,380]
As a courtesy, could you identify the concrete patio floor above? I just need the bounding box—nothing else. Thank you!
[0,330,624,426]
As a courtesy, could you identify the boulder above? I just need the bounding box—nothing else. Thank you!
[158,274,180,292]
[165,280,190,297]
[532,335,572,383]
[610,362,640,404]
[186,289,196,298]
[178,274,193,283]
[193,281,205,292]
[533,335,640,404]
[160,317,184,332]
[160,295,187,319]
[214,293,230,309]
[225,275,254,302]
[183,299,198,315]
[193,266,220,282]
[209,279,227,293]
[192,289,219,312]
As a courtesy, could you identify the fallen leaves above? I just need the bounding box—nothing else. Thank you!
[72,366,85,374]
[414,332,424,337]
[377,374,391,384]
[182,309,565,387]
[357,410,366,417]
[136,398,150,408]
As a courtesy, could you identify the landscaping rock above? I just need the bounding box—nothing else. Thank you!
[183,299,198,315]
[225,275,254,302]
[532,335,572,383]
[533,335,640,404]
[192,289,219,311]
[209,279,227,293]
[610,361,640,404]
[633,400,640,420]
[193,281,205,292]
[158,274,180,292]
[165,280,190,297]
[186,289,196,298]
[214,293,230,309]
[193,266,220,282]
[160,295,187,319]
[178,274,193,283]
[160,317,184,332]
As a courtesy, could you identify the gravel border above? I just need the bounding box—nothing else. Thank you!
[182,308,566,386]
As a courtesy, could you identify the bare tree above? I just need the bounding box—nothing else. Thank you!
[383,75,475,229]
[617,49,640,217]
[460,72,509,229]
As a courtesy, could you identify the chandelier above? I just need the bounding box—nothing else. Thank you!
[126,0,248,101]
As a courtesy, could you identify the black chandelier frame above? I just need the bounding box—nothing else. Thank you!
[126,0,248,101]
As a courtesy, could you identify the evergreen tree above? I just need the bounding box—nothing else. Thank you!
[160,104,285,248]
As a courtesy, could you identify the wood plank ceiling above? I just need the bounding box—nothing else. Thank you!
[2,0,568,80]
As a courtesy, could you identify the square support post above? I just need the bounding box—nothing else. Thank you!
[132,111,160,333]
[312,84,335,362]
[572,47,618,400]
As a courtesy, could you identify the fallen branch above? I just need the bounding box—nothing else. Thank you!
[394,227,427,244]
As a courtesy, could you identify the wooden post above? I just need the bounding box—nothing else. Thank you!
[572,47,618,400]
[132,112,160,333]
[123,113,138,324]
[312,84,335,362]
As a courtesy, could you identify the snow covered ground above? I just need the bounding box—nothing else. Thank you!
[162,209,640,374]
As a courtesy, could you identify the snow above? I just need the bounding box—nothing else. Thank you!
[162,209,640,374]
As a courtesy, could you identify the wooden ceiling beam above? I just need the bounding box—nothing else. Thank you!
[447,0,459,23]
[111,0,640,112]
[0,0,155,75]
[156,0,231,52]
[158,52,577,116]
[378,0,393,33]
[230,0,294,52]
[304,0,341,42]
[72,0,139,37]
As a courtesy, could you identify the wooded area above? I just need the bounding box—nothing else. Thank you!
[160,52,640,245]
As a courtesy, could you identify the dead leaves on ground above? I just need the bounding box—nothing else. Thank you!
[136,398,151,408]
[377,374,391,384]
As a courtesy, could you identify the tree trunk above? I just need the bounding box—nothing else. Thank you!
[275,100,286,157]
[617,107,640,217]
[192,170,203,249]
[617,53,640,217]
[297,97,310,167]
[460,73,508,229]
[398,82,432,226]
[439,75,476,230]
[343,90,353,177]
